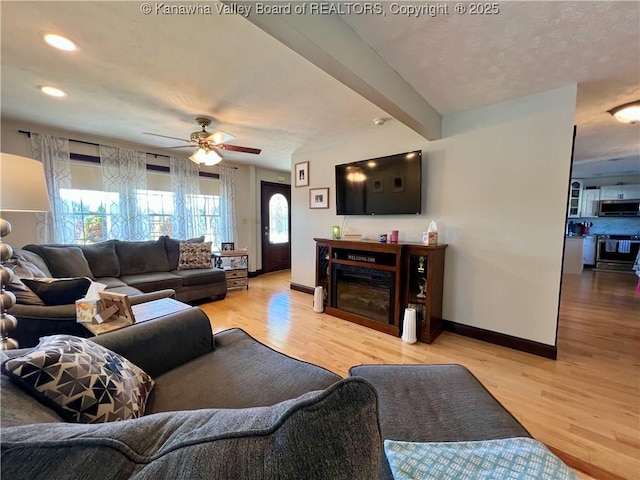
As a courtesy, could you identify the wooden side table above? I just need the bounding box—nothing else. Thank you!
[212,250,249,290]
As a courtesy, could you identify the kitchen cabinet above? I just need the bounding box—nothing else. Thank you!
[582,235,596,266]
[623,184,640,199]
[580,189,600,217]
[600,184,640,200]
[567,179,583,217]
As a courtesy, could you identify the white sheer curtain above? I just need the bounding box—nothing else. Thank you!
[219,165,237,243]
[169,156,201,239]
[100,145,150,241]
[31,134,74,243]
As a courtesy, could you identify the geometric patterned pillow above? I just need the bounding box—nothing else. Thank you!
[177,241,212,270]
[1,335,155,424]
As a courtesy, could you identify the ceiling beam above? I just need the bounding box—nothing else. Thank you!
[235,6,442,141]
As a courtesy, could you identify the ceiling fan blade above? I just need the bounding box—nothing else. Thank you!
[142,132,191,142]
[218,144,262,155]
[206,131,236,144]
[163,145,194,149]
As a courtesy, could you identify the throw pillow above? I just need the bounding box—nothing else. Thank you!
[1,335,155,424]
[3,255,47,305]
[177,241,212,270]
[384,438,579,480]
[22,277,92,306]
[163,235,205,270]
[40,246,94,279]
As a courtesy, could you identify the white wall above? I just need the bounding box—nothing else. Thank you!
[0,119,290,271]
[291,85,577,347]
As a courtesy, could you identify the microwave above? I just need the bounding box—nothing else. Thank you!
[597,199,640,217]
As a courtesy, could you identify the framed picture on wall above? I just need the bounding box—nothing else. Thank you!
[309,187,329,209]
[295,161,309,187]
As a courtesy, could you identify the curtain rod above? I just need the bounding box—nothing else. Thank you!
[18,129,238,168]
[18,129,169,158]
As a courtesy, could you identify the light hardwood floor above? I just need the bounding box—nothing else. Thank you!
[199,270,640,480]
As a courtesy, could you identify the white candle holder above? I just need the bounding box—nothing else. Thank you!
[401,308,417,344]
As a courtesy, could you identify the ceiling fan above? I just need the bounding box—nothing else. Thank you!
[143,117,261,166]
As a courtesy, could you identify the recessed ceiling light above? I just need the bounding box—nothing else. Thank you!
[39,86,67,97]
[43,33,77,52]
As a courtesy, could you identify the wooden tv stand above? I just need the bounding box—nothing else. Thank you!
[314,238,447,343]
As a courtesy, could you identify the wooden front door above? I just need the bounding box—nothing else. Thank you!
[260,181,291,273]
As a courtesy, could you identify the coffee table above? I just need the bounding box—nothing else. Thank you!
[83,297,192,336]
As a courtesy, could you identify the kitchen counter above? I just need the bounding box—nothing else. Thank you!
[563,236,584,274]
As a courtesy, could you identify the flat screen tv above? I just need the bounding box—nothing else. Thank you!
[335,150,422,215]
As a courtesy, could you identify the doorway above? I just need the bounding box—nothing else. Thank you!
[260,181,291,273]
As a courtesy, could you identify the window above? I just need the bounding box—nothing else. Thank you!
[269,193,289,244]
[59,189,117,244]
[136,189,174,239]
[59,188,221,244]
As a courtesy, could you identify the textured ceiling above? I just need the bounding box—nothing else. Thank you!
[341,0,640,174]
[0,1,388,171]
[1,1,639,177]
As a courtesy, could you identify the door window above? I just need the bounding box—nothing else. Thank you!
[269,193,289,244]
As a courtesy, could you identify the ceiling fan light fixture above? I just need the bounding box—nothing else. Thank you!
[203,149,222,166]
[189,148,208,164]
[608,100,640,124]
[189,147,221,166]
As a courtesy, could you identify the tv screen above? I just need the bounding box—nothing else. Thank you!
[335,150,422,215]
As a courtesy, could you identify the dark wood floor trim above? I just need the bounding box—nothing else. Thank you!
[443,320,557,360]
[546,445,626,480]
[290,283,314,295]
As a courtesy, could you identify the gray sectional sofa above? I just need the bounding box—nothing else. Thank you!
[1,308,381,480]
[7,237,227,347]
[0,304,555,480]
[0,307,577,480]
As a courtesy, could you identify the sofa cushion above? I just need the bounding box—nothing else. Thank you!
[171,267,226,287]
[93,277,127,289]
[163,235,205,270]
[116,239,170,276]
[18,247,53,277]
[39,246,94,279]
[118,272,183,292]
[0,377,381,480]
[177,241,212,270]
[79,240,120,278]
[92,307,214,378]
[0,374,62,427]
[4,253,48,305]
[2,335,154,424]
[22,277,91,306]
[146,328,340,412]
[350,364,531,480]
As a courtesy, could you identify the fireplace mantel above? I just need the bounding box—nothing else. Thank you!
[314,238,447,342]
